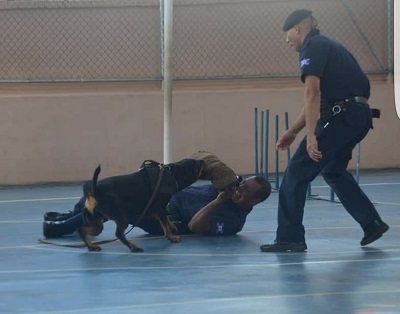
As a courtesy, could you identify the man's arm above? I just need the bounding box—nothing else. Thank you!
[276,106,305,151]
[304,75,322,162]
[290,107,306,134]
[187,190,232,234]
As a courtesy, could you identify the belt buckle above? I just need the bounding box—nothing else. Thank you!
[332,104,342,116]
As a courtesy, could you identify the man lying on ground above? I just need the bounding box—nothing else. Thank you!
[43,152,271,238]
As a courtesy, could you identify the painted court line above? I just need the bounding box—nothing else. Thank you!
[22,289,400,314]
[312,182,400,188]
[0,182,399,204]
[0,247,400,275]
[0,225,398,251]
[0,219,42,224]
[26,245,400,257]
[0,196,80,204]
[1,255,400,275]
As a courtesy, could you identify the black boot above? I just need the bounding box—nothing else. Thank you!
[43,212,85,238]
[43,221,75,238]
[360,219,389,246]
[260,241,307,252]
[44,211,74,222]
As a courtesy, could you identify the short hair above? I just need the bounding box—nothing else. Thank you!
[253,176,272,202]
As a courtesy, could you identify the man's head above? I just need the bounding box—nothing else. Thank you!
[283,9,317,52]
[231,176,271,212]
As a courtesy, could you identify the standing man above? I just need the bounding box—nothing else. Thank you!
[260,9,388,252]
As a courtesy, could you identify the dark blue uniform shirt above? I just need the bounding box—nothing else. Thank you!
[138,185,249,236]
[299,29,370,101]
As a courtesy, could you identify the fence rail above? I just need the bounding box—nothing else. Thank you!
[0,0,393,82]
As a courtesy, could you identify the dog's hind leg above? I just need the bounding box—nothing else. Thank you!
[154,213,181,243]
[114,218,143,253]
[78,212,104,251]
[166,216,179,235]
[78,226,103,251]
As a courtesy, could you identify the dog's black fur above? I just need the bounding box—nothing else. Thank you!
[79,158,205,252]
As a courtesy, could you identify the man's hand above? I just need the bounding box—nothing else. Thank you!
[307,134,322,162]
[216,187,235,204]
[188,189,234,234]
[276,130,297,150]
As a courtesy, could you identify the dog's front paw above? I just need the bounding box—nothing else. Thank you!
[168,235,181,243]
[130,245,144,253]
[88,245,102,252]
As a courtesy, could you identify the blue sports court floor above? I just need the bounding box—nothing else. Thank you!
[0,170,399,314]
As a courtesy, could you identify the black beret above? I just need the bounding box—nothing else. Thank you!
[282,9,313,31]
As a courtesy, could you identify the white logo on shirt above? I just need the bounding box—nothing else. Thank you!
[300,58,310,68]
[216,222,224,234]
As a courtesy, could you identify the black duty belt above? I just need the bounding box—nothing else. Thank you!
[332,96,368,114]
[320,96,381,123]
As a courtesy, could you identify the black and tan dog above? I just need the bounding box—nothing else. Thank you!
[79,158,205,252]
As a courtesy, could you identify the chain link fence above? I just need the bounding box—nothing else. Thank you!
[0,0,393,82]
[0,0,161,81]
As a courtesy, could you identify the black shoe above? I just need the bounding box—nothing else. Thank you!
[44,211,74,222]
[260,241,307,252]
[43,221,75,238]
[360,219,389,246]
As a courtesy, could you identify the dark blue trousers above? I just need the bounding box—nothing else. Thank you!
[276,103,382,243]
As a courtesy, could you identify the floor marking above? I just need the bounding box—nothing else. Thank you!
[0,219,42,224]
[23,245,400,256]
[244,225,400,233]
[0,181,398,204]
[0,196,80,204]
[311,182,400,188]
[1,250,400,273]
[305,225,400,230]
[370,201,400,206]
[16,289,400,314]
[0,225,398,251]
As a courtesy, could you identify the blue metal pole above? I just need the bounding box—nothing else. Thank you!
[260,110,264,176]
[284,111,291,162]
[264,110,270,180]
[356,142,361,183]
[254,108,259,175]
[275,114,279,190]
[307,183,312,198]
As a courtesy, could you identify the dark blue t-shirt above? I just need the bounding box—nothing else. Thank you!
[299,29,370,101]
[138,185,249,236]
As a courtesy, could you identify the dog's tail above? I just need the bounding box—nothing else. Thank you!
[92,165,101,194]
[84,165,101,215]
